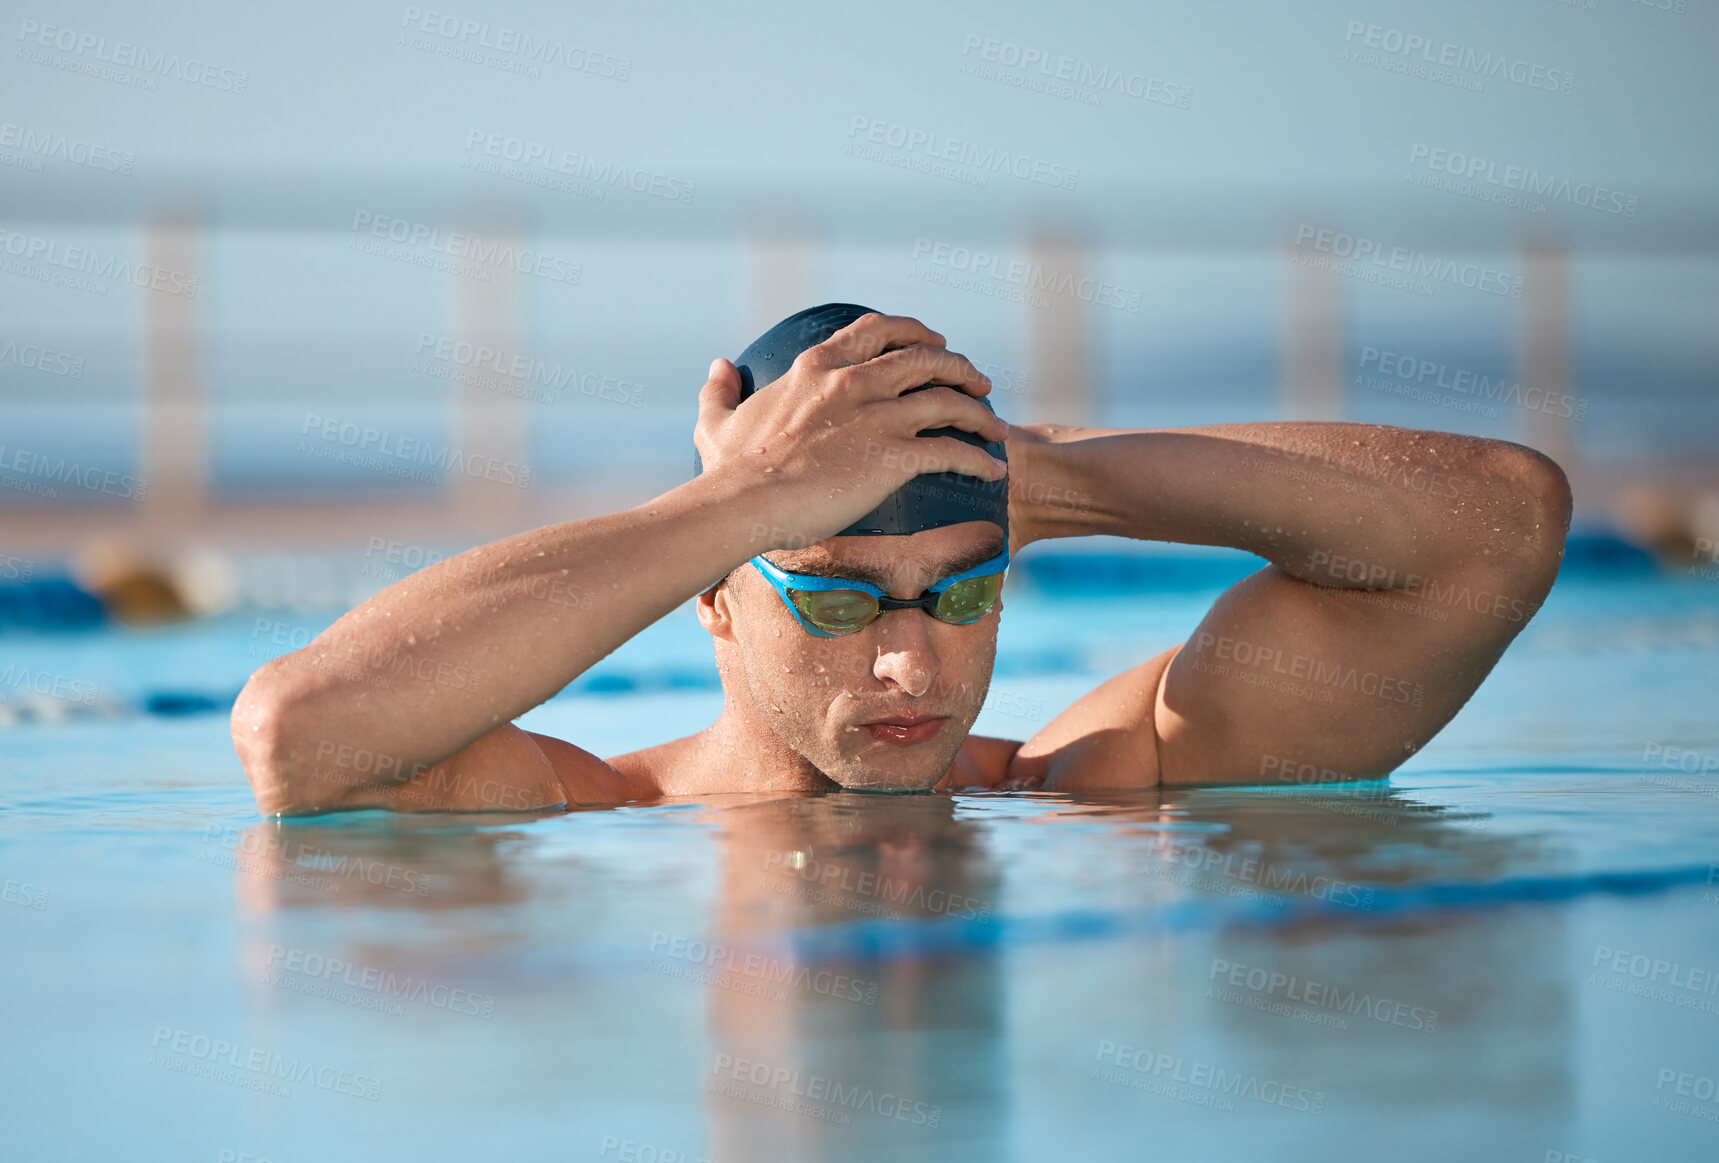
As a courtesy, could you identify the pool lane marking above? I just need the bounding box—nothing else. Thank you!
[764,862,1719,965]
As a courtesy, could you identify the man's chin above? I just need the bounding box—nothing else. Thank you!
[827,761,945,795]
[834,780,937,796]
[822,730,967,794]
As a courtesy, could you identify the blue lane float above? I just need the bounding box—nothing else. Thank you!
[144,690,238,717]
[437,861,1719,988]
[767,862,1719,965]
[0,576,106,631]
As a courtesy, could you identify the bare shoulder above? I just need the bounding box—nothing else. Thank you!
[595,732,726,798]
[1001,646,1177,792]
[525,730,656,804]
[936,733,1028,791]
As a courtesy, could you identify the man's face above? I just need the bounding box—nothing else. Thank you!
[707,521,1006,792]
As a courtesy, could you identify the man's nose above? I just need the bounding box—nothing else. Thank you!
[869,610,939,697]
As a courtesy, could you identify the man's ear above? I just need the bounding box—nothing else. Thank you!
[695,576,739,641]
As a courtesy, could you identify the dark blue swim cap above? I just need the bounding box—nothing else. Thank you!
[693,303,1009,537]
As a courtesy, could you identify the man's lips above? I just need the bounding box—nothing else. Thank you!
[857,715,949,745]
[859,714,945,727]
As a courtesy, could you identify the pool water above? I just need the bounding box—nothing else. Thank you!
[3,562,1718,1162]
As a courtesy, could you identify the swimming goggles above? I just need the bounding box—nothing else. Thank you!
[749,540,1009,637]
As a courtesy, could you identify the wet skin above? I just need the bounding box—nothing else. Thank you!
[230,312,1573,815]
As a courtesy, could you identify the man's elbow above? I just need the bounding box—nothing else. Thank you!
[1486,441,1573,590]
[230,667,316,816]
[1524,446,1573,531]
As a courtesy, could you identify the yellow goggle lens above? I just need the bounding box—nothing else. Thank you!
[935,573,1003,622]
[789,589,878,634]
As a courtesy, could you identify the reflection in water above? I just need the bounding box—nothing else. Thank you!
[698,794,1007,1162]
[216,785,1662,1160]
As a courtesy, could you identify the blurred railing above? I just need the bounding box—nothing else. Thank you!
[4,187,1718,570]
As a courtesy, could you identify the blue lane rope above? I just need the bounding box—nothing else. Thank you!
[765,862,1719,965]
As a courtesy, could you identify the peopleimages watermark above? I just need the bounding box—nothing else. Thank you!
[1092,1040,1326,1114]
[357,536,595,614]
[1640,742,1719,797]
[646,931,880,1006]
[258,626,484,698]
[411,333,644,407]
[0,149,41,175]
[1303,549,1542,624]
[909,238,1141,312]
[1340,20,1574,95]
[0,445,146,502]
[0,336,84,378]
[362,537,450,583]
[846,115,1078,191]
[397,7,631,80]
[348,211,581,285]
[263,943,496,1019]
[909,254,1048,307]
[1207,957,1439,1033]
[1142,835,1377,910]
[1405,143,1637,219]
[983,687,1044,722]
[245,619,487,695]
[1357,345,1588,423]
[1293,224,1522,299]
[1261,752,1395,822]
[149,1026,381,1101]
[461,129,695,203]
[978,358,1030,395]
[2,874,50,910]
[15,19,250,93]
[1185,630,1426,709]
[598,1136,708,1163]
[1653,1067,1719,1121]
[199,823,433,895]
[298,411,532,489]
[0,663,101,707]
[1589,944,1719,1017]
[352,535,601,618]
[307,738,554,811]
[1263,753,1369,786]
[1297,553,1449,626]
[1254,448,1384,501]
[0,227,198,299]
[709,1053,943,1127]
[1694,539,1719,583]
[0,121,134,175]
[956,33,1191,109]
[247,617,323,662]
[1259,753,1488,830]
[1257,442,1479,502]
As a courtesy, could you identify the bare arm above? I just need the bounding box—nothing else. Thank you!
[231,476,778,814]
[1003,421,1572,788]
[231,314,1009,815]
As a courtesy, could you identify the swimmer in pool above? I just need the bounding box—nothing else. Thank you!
[230,305,1572,814]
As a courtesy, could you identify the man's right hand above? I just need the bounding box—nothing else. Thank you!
[232,312,1009,816]
[690,312,1010,550]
